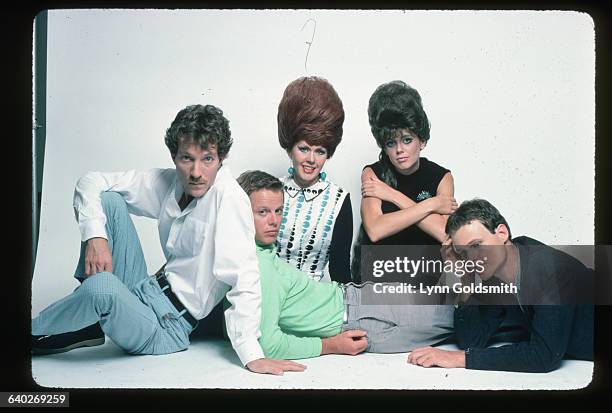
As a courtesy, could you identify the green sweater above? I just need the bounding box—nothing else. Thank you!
[256,243,345,360]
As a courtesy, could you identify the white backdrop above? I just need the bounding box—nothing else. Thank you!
[32,9,595,314]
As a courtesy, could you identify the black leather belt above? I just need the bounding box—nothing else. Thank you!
[156,275,198,329]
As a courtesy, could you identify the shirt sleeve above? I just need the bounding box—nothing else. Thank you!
[328,194,353,284]
[465,305,576,372]
[213,188,265,366]
[425,158,451,184]
[258,297,323,360]
[72,168,174,242]
[259,325,323,360]
[454,303,506,349]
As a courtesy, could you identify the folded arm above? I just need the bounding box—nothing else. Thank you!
[360,168,456,243]
[259,324,368,360]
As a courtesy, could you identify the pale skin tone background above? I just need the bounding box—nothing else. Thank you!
[250,188,369,358]
[83,137,305,376]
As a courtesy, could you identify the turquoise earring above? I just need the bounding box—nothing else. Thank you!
[319,171,327,181]
[288,166,295,177]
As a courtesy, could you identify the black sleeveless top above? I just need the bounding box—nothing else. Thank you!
[363,157,450,246]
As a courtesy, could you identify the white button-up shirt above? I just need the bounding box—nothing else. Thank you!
[73,165,264,365]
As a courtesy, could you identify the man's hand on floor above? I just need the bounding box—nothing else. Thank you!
[407,346,466,368]
[246,358,307,375]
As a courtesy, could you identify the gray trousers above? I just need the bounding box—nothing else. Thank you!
[342,283,454,353]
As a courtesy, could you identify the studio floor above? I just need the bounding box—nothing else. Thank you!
[31,337,593,390]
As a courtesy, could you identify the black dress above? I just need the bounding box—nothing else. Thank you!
[351,157,450,284]
[362,157,450,246]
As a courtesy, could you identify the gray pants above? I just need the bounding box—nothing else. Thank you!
[342,283,454,353]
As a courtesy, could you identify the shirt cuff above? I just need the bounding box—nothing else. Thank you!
[233,337,265,366]
[79,219,108,242]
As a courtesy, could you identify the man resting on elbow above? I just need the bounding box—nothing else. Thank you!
[407,199,594,373]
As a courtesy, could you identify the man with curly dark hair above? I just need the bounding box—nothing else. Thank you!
[31,104,305,375]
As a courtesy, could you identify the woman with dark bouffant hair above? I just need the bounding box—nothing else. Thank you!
[275,76,353,284]
[351,81,458,281]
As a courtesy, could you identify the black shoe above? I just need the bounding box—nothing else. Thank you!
[31,322,105,355]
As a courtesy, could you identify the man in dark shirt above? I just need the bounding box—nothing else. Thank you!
[407,198,593,372]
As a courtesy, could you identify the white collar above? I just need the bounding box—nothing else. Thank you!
[284,176,330,202]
